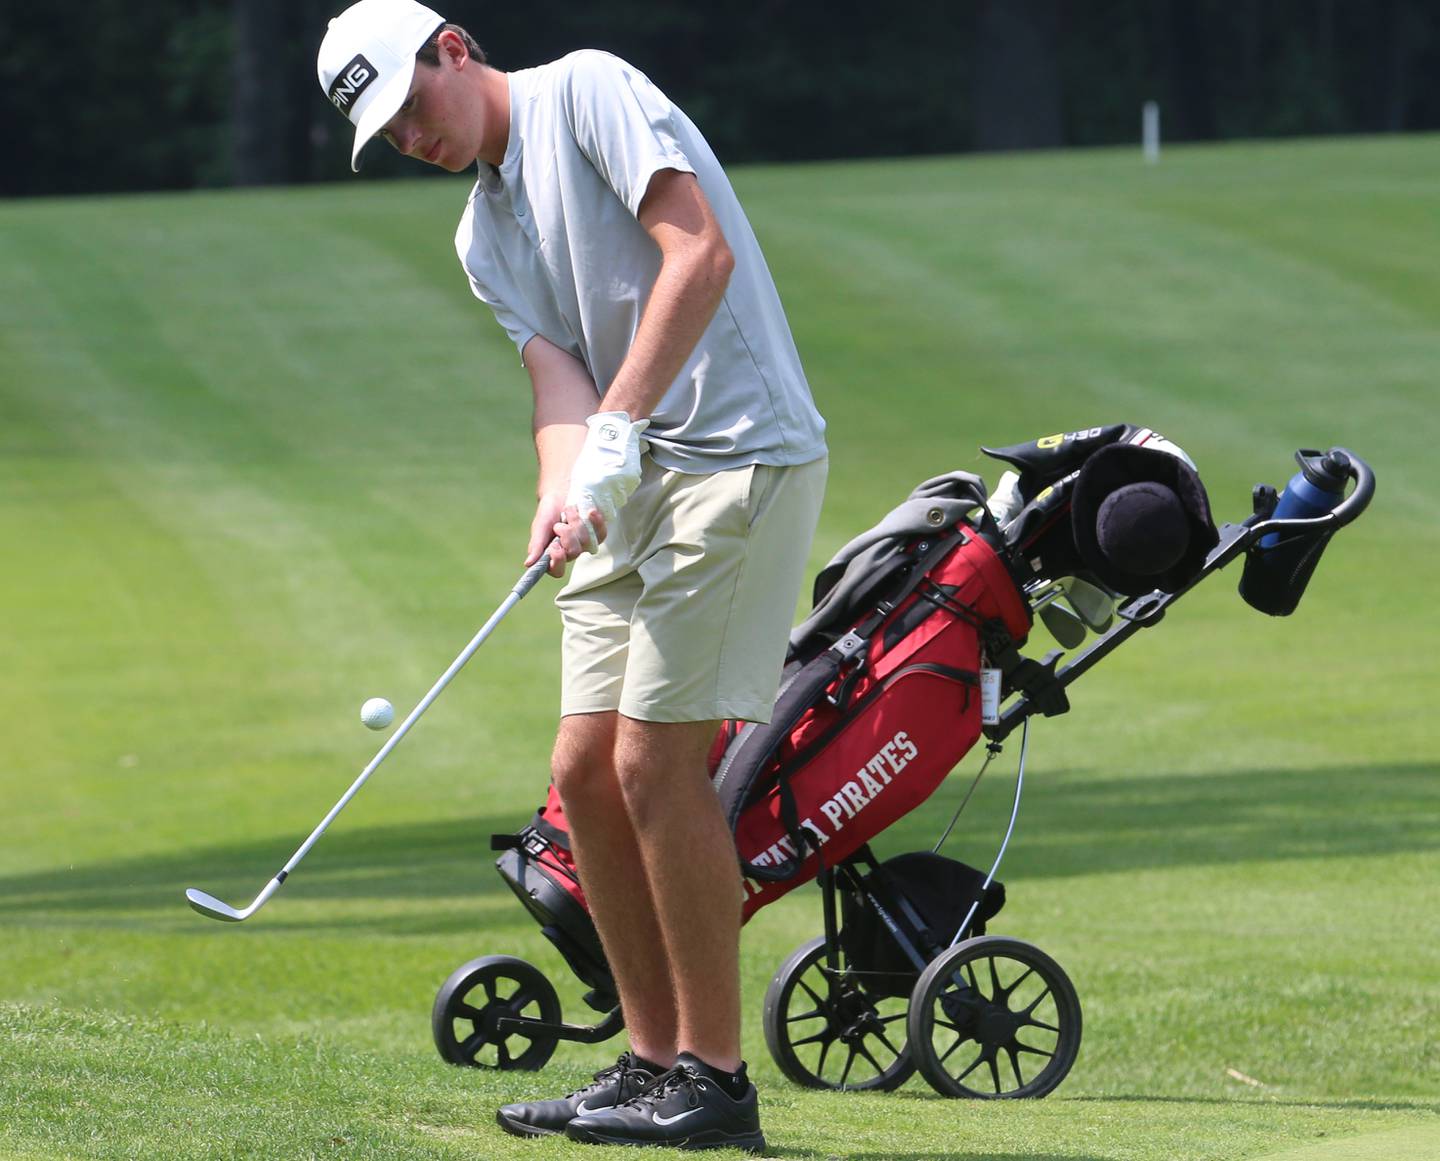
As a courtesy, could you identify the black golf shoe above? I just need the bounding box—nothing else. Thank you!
[564,1054,765,1153]
[496,1052,659,1138]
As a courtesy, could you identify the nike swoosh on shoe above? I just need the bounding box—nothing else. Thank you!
[651,1108,703,1127]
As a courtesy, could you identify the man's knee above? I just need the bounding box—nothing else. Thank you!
[551,714,620,808]
[611,718,720,824]
[611,743,655,817]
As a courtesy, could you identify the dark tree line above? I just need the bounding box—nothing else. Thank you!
[3,0,1437,197]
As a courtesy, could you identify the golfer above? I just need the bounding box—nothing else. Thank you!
[319,1,827,1150]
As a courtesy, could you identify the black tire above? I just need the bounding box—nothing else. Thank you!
[762,935,916,1092]
[431,955,562,1071]
[907,936,1081,1099]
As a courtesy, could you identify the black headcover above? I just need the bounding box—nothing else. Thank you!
[1071,444,1219,595]
[982,424,1132,492]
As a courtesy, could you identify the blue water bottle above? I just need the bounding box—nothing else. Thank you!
[1239,449,1350,616]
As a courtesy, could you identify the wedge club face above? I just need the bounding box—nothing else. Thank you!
[185,888,247,922]
[186,874,285,923]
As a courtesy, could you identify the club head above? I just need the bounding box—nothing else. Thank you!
[1039,601,1087,649]
[1061,576,1116,633]
[186,887,247,922]
[186,874,284,923]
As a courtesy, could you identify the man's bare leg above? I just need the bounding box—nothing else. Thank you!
[612,715,741,1072]
[551,711,677,1066]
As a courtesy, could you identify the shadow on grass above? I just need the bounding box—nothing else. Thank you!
[1068,1094,1440,1114]
[772,1153,1107,1161]
[0,814,526,935]
[1,762,1435,932]
[878,760,1439,879]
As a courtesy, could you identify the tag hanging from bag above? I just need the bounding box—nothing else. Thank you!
[980,667,1001,725]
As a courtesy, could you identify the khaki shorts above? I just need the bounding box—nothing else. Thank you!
[556,457,828,724]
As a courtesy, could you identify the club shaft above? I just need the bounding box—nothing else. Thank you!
[275,551,553,881]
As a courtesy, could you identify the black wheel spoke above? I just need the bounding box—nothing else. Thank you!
[1014,1038,1056,1060]
[988,1054,1003,1093]
[999,966,1034,1002]
[786,1005,826,1025]
[1005,1046,1025,1088]
[459,1031,487,1061]
[1025,1014,1060,1033]
[453,1002,484,1022]
[872,1027,904,1059]
[815,1036,833,1079]
[797,977,825,1009]
[855,1040,886,1077]
[955,1048,986,1082]
[480,977,499,1005]
[839,1046,857,1087]
[1022,987,1053,1017]
[790,1029,835,1049]
[496,1040,512,1069]
[987,957,1003,998]
[509,986,536,1011]
[939,1033,969,1065]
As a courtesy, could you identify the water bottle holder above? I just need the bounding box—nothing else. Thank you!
[1239,527,1337,617]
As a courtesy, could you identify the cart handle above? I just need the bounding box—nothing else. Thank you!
[1246,446,1375,540]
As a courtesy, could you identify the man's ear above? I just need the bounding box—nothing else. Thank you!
[437,28,468,68]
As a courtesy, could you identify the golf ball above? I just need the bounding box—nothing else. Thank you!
[360,697,394,730]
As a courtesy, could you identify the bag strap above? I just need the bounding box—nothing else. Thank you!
[713,650,844,835]
[489,809,572,855]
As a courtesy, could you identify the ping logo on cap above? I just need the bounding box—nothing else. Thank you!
[328,54,378,114]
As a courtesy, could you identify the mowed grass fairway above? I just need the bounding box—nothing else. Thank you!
[1,135,1437,1160]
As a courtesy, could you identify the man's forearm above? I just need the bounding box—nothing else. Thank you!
[535,424,588,499]
[601,169,735,421]
[600,241,733,420]
[526,334,604,498]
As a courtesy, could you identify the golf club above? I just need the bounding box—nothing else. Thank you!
[1038,600,1087,649]
[1030,581,1088,649]
[186,545,557,923]
[1061,576,1116,633]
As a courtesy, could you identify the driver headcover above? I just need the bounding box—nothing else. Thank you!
[1072,444,1218,595]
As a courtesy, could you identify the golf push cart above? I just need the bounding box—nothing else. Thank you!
[430,428,1374,1100]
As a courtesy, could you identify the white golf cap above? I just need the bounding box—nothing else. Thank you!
[317,0,446,171]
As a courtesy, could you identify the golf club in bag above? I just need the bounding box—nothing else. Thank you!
[432,427,1373,1100]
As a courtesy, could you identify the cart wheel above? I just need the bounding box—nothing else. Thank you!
[763,935,916,1092]
[906,936,1081,1099]
[432,955,562,1071]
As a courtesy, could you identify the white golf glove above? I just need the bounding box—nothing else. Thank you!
[565,411,650,551]
[985,469,1025,529]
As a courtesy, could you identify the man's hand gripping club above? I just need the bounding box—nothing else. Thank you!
[530,411,650,576]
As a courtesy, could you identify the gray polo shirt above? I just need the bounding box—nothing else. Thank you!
[454,50,826,473]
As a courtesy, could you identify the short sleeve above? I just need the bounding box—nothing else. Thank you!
[559,51,696,217]
[454,211,539,361]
